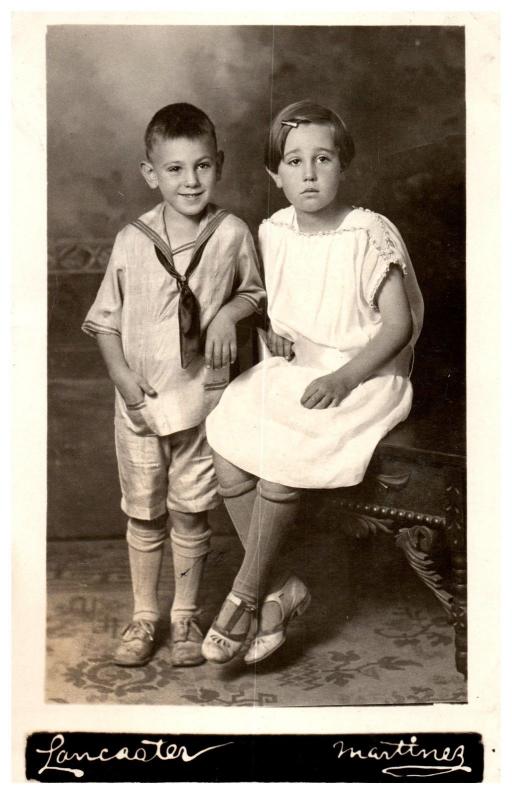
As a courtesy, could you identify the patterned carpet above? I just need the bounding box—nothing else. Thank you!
[46,526,466,707]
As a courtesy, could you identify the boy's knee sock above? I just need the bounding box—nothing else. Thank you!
[170,527,212,622]
[232,483,300,606]
[126,517,168,623]
[218,477,257,547]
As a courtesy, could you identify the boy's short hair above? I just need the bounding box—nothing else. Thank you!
[265,100,355,174]
[144,103,217,159]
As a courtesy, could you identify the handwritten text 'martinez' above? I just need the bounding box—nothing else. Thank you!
[333,735,471,778]
[36,734,234,778]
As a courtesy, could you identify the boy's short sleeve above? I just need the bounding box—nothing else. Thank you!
[361,214,409,312]
[234,225,266,312]
[82,233,125,337]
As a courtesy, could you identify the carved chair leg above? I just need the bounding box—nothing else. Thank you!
[395,525,454,616]
[337,498,467,680]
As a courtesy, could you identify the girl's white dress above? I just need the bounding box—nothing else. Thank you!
[206,206,424,489]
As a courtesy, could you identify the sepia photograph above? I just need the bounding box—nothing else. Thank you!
[10,6,502,784]
[45,21,466,708]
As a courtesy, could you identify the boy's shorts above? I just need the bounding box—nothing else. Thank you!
[114,418,220,519]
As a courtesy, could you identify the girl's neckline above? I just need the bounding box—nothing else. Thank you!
[279,206,362,236]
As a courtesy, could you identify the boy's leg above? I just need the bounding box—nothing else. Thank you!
[114,514,168,667]
[166,425,218,666]
[114,419,170,667]
[127,515,168,623]
[168,511,210,666]
[168,510,210,622]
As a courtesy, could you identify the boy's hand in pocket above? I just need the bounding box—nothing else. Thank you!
[266,326,294,360]
[112,368,157,407]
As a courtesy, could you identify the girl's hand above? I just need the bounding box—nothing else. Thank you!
[113,368,157,407]
[301,370,356,409]
[205,310,237,369]
[266,326,294,360]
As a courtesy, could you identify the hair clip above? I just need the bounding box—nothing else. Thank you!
[281,120,299,128]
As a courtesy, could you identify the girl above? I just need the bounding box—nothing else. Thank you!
[202,100,424,665]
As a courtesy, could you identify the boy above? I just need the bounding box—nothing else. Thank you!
[82,103,265,667]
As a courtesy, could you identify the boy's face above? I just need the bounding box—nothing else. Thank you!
[141,134,223,221]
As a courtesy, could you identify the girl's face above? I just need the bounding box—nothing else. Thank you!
[269,123,343,217]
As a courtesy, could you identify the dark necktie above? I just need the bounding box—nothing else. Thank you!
[131,209,229,368]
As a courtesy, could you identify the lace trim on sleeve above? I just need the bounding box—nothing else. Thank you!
[366,216,408,311]
[367,259,407,311]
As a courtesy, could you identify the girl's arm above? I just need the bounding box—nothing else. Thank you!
[96,333,157,406]
[301,267,413,409]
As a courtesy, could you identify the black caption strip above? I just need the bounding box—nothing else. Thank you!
[26,732,484,783]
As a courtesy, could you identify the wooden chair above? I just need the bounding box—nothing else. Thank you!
[321,410,466,678]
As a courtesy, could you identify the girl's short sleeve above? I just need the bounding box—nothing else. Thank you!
[361,214,409,312]
[81,233,125,337]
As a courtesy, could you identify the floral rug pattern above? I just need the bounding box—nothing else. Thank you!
[46,537,466,706]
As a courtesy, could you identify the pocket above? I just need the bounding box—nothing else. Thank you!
[203,365,230,412]
[203,364,230,392]
[124,400,156,436]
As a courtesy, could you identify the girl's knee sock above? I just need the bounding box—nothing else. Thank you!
[231,483,300,606]
[218,477,257,547]
[170,527,211,622]
[219,478,290,597]
[126,518,168,623]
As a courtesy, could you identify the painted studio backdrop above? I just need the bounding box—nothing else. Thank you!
[47,24,465,541]
[45,24,468,707]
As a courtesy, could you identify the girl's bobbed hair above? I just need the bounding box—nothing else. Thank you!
[265,100,355,174]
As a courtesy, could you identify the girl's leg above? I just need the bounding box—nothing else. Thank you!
[214,452,290,594]
[202,478,301,663]
[168,509,211,666]
[231,479,300,606]
[114,514,168,667]
[237,483,311,666]
[213,452,257,547]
